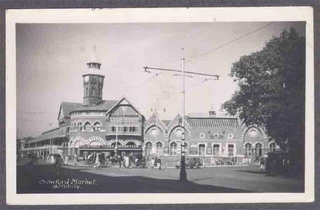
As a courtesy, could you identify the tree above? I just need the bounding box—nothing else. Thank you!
[222,28,305,160]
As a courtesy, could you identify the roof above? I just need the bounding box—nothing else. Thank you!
[71,100,118,113]
[28,127,65,143]
[145,113,168,130]
[104,96,144,117]
[145,113,157,124]
[162,120,171,127]
[186,117,240,128]
[188,113,238,118]
[59,102,83,118]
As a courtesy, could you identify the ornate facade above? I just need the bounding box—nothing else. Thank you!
[22,49,144,158]
[143,112,278,165]
[21,49,278,164]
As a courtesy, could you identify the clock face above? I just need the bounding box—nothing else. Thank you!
[84,76,89,82]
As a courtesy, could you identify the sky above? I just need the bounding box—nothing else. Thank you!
[16,22,305,138]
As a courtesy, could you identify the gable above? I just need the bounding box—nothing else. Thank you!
[119,99,130,105]
[111,105,139,116]
[58,107,65,120]
[105,96,144,117]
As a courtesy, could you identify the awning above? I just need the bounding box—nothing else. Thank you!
[27,127,66,143]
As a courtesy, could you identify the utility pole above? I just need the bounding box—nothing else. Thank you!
[180,48,187,181]
[115,108,119,156]
[144,48,219,182]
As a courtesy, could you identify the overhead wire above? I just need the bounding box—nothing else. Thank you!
[172,22,275,68]
[136,77,213,112]
[123,22,275,97]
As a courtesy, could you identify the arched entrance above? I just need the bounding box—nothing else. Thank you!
[155,142,163,156]
[244,143,252,157]
[255,143,262,160]
[170,142,178,155]
[145,142,152,157]
[269,142,276,152]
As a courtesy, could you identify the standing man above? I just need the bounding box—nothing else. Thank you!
[157,157,162,170]
[54,154,63,176]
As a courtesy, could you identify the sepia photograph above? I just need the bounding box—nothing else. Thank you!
[6,7,314,205]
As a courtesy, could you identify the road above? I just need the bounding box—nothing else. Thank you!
[17,159,304,193]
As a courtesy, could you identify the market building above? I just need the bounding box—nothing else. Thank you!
[22,49,144,158]
[20,49,278,165]
[143,111,278,166]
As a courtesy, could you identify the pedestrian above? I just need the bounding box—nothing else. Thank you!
[124,155,129,168]
[260,157,265,170]
[118,155,122,168]
[157,157,162,170]
[65,155,69,165]
[150,157,155,169]
[94,153,100,169]
[54,154,63,175]
[50,154,55,164]
[74,153,78,165]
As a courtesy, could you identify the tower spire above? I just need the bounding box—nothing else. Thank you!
[83,45,105,106]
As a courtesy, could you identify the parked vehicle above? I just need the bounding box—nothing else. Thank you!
[176,157,202,169]
[135,157,147,168]
[265,151,290,176]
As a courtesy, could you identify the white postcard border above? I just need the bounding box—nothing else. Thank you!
[6,7,314,205]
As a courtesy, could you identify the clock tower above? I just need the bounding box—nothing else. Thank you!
[83,46,105,106]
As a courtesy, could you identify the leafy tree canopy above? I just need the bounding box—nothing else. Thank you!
[222,28,305,157]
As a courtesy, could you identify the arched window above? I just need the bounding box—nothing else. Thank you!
[245,143,252,157]
[199,144,206,156]
[228,144,234,156]
[156,142,163,156]
[145,142,152,156]
[85,86,89,96]
[84,122,92,132]
[255,143,262,158]
[126,142,136,148]
[111,142,121,148]
[94,122,101,131]
[269,143,276,152]
[78,122,83,131]
[66,127,70,134]
[213,144,220,156]
[170,142,178,156]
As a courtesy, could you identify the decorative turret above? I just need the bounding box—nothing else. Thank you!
[209,102,216,116]
[83,46,105,106]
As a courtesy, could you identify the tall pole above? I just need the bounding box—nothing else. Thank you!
[143,49,219,182]
[122,106,126,156]
[115,108,118,155]
[179,48,187,182]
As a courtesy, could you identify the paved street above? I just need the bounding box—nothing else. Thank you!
[17,159,304,194]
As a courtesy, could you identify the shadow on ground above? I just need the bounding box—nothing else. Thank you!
[235,168,305,180]
[17,164,251,194]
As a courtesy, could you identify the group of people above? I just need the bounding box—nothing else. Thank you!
[259,156,266,170]
[85,152,105,169]
[150,157,162,170]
